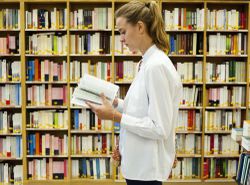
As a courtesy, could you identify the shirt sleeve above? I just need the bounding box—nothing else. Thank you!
[120,63,175,140]
[116,98,124,113]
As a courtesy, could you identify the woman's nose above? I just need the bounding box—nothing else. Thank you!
[120,35,125,43]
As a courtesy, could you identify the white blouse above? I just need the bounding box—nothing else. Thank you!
[116,44,183,181]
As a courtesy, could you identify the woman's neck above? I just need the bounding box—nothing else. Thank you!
[139,38,154,55]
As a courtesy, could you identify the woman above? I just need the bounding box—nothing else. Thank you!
[86,1,182,185]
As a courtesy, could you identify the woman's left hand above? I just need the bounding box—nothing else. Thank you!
[86,93,114,120]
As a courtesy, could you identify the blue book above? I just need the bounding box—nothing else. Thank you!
[236,153,246,183]
[96,158,100,179]
[82,158,87,178]
[74,110,79,129]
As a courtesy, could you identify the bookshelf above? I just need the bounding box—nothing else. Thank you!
[0,0,249,184]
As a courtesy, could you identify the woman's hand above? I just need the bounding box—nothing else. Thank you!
[86,93,114,120]
[113,98,118,108]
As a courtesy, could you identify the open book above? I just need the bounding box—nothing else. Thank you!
[71,74,119,106]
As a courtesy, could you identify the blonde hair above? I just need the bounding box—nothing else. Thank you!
[115,0,169,53]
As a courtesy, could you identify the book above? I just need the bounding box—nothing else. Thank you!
[72,74,119,106]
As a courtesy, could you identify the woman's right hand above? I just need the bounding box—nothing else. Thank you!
[113,98,118,108]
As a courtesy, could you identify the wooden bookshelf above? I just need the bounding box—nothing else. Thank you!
[0,0,249,184]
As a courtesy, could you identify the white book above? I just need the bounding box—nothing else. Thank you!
[72,74,119,106]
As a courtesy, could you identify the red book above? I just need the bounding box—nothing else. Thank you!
[102,135,107,154]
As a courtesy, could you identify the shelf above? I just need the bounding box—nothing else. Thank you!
[175,130,202,134]
[204,178,235,182]
[70,29,112,32]
[205,106,246,110]
[27,155,68,158]
[0,133,22,136]
[114,54,141,57]
[206,55,248,57]
[71,130,112,134]
[26,81,67,84]
[205,130,232,134]
[0,157,22,161]
[166,179,202,183]
[206,82,247,85]
[25,54,67,57]
[204,154,239,158]
[26,128,68,131]
[207,29,248,33]
[0,105,21,109]
[26,106,68,109]
[70,54,112,57]
[179,106,203,109]
[176,154,202,158]
[182,82,203,85]
[70,106,89,109]
[0,29,20,32]
[71,154,111,158]
[25,29,67,32]
[0,54,20,57]
[0,81,21,84]
[168,54,203,57]
[166,30,204,32]
[114,81,133,84]
[71,179,113,182]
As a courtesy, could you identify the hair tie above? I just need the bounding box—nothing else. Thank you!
[145,2,150,8]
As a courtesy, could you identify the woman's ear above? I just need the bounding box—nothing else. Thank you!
[137,21,145,34]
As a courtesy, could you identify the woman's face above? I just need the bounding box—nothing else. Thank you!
[116,17,140,53]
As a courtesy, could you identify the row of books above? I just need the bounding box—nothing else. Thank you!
[28,110,68,129]
[0,35,19,54]
[0,164,22,184]
[176,134,201,154]
[26,8,67,29]
[0,136,22,158]
[203,158,237,179]
[0,60,20,82]
[70,61,111,82]
[0,9,20,29]
[204,135,240,155]
[72,158,111,179]
[70,8,112,30]
[176,61,203,83]
[27,133,68,156]
[176,110,202,131]
[70,33,111,55]
[163,8,205,30]
[207,86,245,107]
[71,134,112,155]
[181,86,202,107]
[167,33,203,55]
[0,84,21,106]
[28,159,67,180]
[0,112,22,133]
[236,153,250,185]
[206,61,246,83]
[72,109,112,131]
[27,85,67,106]
[26,33,67,55]
[207,9,247,30]
[26,59,67,82]
[115,61,137,82]
[208,33,247,55]
[205,110,241,131]
[171,158,201,179]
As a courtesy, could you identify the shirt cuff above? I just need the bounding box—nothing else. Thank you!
[116,98,124,113]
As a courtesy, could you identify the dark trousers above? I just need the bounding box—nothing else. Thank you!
[126,179,162,185]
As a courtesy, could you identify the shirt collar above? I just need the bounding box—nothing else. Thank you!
[141,44,157,65]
